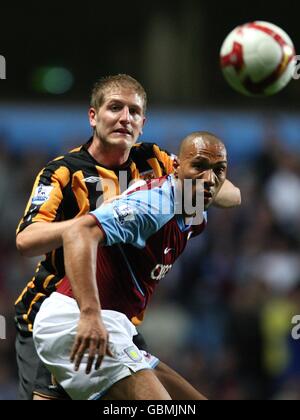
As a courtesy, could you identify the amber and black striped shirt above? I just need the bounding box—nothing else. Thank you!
[15,140,174,333]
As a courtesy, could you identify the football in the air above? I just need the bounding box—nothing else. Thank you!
[220,21,296,96]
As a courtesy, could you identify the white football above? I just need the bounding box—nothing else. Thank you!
[220,21,296,96]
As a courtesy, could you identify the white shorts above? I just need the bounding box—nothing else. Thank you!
[33,292,159,400]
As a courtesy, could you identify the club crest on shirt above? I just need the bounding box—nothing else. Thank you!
[124,346,143,362]
[32,185,54,205]
[113,204,136,225]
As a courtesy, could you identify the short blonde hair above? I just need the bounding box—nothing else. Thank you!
[90,74,147,113]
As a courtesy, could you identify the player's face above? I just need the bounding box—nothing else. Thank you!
[178,137,227,209]
[89,87,146,149]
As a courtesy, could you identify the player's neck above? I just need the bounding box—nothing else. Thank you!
[88,138,130,168]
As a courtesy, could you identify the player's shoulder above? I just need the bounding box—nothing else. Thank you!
[44,141,91,171]
[126,175,170,196]
[130,142,171,159]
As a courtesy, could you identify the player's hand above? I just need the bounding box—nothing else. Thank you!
[70,313,113,374]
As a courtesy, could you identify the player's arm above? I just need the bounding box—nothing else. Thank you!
[16,162,71,257]
[62,215,112,374]
[62,184,172,372]
[16,220,79,257]
[213,179,241,208]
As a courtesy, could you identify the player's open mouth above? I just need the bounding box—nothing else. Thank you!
[113,129,132,136]
[204,191,213,199]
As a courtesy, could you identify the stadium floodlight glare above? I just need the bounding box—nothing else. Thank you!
[32,66,74,94]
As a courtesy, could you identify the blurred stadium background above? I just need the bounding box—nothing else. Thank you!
[1,1,300,400]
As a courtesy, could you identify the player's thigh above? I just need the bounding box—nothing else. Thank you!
[101,369,171,400]
[15,332,39,400]
[154,361,207,400]
[33,361,71,400]
[33,294,160,400]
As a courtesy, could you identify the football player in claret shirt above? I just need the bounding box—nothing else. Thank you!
[16,74,240,400]
[33,131,228,400]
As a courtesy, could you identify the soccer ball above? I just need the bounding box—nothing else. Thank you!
[220,21,296,96]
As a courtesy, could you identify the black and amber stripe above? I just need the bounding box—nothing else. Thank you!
[15,140,174,333]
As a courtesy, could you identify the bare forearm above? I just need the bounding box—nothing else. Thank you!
[63,217,111,373]
[213,179,241,208]
[63,219,103,312]
[16,220,79,257]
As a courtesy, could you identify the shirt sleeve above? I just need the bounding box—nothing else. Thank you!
[16,160,70,234]
[91,180,174,249]
[152,144,176,175]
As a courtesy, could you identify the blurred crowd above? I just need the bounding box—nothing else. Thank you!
[1,131,300,400]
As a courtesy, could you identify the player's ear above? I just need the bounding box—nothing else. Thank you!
[140,117,146,135]
[173,156,180,169]
[173,156,180,177]
[89,107,97,128]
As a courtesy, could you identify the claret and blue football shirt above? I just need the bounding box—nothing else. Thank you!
[57,175,207,325]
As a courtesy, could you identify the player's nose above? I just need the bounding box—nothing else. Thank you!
[202,169,215,186]
[119,106,130,123]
